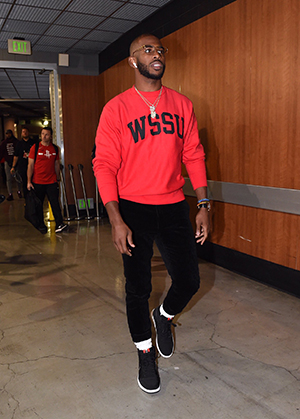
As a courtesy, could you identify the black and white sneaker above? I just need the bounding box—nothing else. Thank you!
[38,224,47,235]
[137,347,160,393]
[152,306,176,358]
[55,224,68,233]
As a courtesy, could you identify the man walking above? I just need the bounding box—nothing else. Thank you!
[93,33,210,393]
[11,127,36,198]
[27,127,67,234]
[0,129,22,200]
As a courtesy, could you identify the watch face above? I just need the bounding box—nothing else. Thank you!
[197,201,211,211]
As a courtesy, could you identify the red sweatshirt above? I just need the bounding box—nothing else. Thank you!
[29,143,59,184]
[93,86,207,205]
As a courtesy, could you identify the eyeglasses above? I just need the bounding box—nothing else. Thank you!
[132,45,168,56]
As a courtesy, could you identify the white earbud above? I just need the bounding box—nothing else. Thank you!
[133,63,138,68]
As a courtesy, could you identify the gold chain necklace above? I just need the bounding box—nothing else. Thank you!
[134,86,163,118]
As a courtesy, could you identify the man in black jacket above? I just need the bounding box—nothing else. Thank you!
[0,130,22,200]
[10,127,36,198]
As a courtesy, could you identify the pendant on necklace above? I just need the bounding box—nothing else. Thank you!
[150,105,156,119]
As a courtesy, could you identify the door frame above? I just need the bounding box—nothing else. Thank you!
[0,60,64,165]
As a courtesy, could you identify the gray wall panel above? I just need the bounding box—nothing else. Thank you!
[183,178,300,215]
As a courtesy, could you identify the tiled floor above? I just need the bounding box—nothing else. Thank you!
[0,182,300,419]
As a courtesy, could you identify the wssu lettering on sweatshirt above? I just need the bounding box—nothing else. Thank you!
[93,86,207,206]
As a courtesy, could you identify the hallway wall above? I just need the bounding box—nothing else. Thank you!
[60,0,300,272]
[60,73,104,204]
[171,0,300,270]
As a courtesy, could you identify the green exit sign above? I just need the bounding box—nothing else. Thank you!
[8,39,32,55]
[77,198,94,210]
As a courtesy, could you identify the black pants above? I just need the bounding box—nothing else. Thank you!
[119,199,200,343]
[33,182,63,228]
[19,170,29,198]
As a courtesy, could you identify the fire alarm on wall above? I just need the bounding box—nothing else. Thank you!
[58,54,69,67]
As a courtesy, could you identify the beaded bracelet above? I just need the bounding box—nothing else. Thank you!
[197,198,210,204]
[197,198,211,211]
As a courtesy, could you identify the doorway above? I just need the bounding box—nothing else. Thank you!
[0,61,64,163]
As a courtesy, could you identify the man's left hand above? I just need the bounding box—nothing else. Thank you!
[195,209,210,245]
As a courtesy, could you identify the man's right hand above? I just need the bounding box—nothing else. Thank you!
[27,182,34,190]
[111,221,135,256]
[105,201,135,256]
[10,167,15,175]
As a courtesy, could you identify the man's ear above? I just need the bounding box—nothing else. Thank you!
[128,57,137,69]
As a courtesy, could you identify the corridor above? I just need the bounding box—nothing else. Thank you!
[0,184,299,419]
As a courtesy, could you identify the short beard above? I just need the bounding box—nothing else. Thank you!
[137,62,165,80]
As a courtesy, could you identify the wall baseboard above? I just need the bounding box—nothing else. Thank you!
[198,242,300,298]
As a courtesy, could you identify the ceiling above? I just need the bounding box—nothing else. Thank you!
[0,0,173,120]
[0,67,50,118]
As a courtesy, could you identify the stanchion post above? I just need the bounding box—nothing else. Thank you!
[68,164,83,221]
[60,164,73,221]
[95,178,100,219]
[78,163,93,220]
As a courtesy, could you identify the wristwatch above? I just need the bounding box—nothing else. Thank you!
[197,201,211,211]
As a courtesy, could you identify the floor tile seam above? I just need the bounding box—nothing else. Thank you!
[0,263,79,278]
[203,300,297,350]
[158,369,283,419]
[186,347,300,384]
[257,378,300,404]
[1,256,123,287]
[175,352,292,419]
[61,273,127,313]
[1,351,136,368]
[204,301,240,349]
[0,235,41,248]
[205,302,300,335]
[0,303,108,333]
[204,298,241,320]
[230,297,300,318]
[45,260,119,290]
[0,285,88,303]
[0,284,125,331]
[1,370,20,417]
[209,329,300,376]
[211,264,300,302]
[203,299,300,355]
[0,294,104,313]
[0,266,124,310]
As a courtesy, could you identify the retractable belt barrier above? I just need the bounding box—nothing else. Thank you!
[63,163,105,221]
[95,178,101,220]
[60,164,73,221]
[68,164,84,221]
[78,164,93,220]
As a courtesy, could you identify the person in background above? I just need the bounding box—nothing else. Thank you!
[10,127,36,198]
[93,33,210,393]
[0,136,6,186]
[27,127,68,234]
[0,129,22,201]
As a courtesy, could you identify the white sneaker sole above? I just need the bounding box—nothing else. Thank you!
[137,377,160,394]
[55,225,68,233]
[151,309,174,359]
